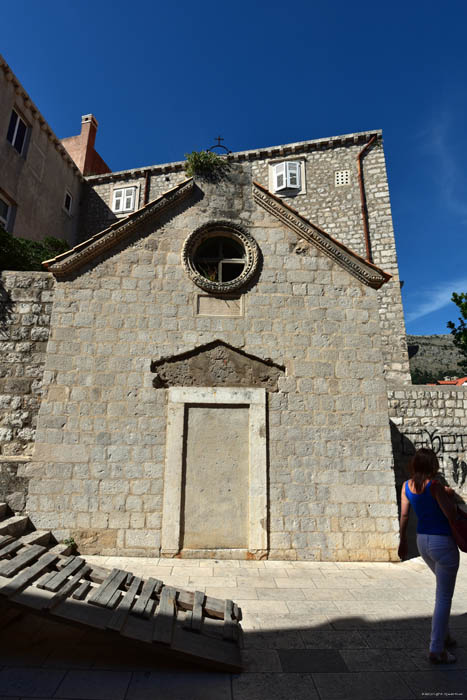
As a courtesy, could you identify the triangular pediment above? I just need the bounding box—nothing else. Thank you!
[43,179,195,278]
[151,340,285,392]
[253,182,391,289]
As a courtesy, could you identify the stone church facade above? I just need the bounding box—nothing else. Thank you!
[22,131,408,561]
[3,129,466,561]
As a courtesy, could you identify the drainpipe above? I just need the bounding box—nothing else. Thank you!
[143,170,151,205]
[357,134,377,262]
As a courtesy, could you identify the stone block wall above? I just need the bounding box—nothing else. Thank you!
[0,271,54,457]
[26,168,400,560]
[82,131,410,383]
[388,385,467,498]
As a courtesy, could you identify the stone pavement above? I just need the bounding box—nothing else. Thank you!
[0,554,466,700]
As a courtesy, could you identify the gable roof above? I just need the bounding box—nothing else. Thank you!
[43,178,195,277]
[253,182,391,289]
[44,177,391,289]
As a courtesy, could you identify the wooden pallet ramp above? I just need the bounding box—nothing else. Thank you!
[0,507,242,671]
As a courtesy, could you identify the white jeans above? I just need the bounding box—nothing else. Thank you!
[417,533,459,653]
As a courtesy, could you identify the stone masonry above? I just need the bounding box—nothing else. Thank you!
[0,271,54,513]
[25,165,399,560]
[81,131,410,385]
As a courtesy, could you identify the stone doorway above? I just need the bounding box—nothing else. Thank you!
[161,387,268,559]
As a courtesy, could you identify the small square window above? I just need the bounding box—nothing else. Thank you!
[63,191,73,215]
[335,170,350,186]
[6,109,29,156]
[112,186,137,213]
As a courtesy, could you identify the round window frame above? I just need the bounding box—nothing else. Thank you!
[181,222,260,293]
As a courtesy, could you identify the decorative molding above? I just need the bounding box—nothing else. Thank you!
[253,182,391,289]
[44,179,195,278]
[181,221,260,294]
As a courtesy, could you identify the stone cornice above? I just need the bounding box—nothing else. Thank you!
[44,179,194,278]
[253,182,391,289]
[0,54,83,179]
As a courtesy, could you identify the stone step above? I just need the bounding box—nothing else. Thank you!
[0,504,8,520]
[0,515,30,538]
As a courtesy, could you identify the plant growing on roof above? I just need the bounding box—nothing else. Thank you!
[184,150,230,181]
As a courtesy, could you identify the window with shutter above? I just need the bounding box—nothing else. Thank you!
[112,186,137,213]
[272,161,303,194]
[274,162,286,191]
[286,162,300,189]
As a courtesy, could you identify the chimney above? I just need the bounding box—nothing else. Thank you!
[61,114,111,176]
[80,114,98,174]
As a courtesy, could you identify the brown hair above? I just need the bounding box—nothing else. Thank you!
[408,448,439,493]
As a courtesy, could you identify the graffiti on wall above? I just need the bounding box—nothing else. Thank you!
[396,428,467,487]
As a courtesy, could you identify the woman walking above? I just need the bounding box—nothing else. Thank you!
[398,448,459,664]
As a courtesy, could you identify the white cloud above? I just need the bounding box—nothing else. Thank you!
[419,112,467,224]
[405,278,467,322]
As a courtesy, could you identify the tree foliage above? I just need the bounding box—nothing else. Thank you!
[410,368,461,384]
[0,226,69,272]
[447,292,467,373]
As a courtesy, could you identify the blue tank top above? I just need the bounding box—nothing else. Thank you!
[405,480,452,536]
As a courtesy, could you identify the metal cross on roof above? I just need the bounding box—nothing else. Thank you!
[207,136,232,154]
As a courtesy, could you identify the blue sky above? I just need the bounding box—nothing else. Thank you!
[3,0,467,335]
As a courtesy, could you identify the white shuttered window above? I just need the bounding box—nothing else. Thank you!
[273,161,301,192]
[112,187,136,213]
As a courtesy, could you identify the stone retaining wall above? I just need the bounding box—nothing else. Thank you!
[388,385,467,498]
[0,271,54,457]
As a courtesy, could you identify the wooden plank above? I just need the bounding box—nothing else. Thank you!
[52,597,113,630]
[40,556,86,592]
[184,590,204,632]
[11,585,55,611]
[46,565,92,608]
[0,540,22,559]
[0,544,47,578]
[172,625,242,672]
[130,577,159,618]
[121,613,154,643]
[0,552,58,598]
[192,590,205,632]
[107,576,142,632]
[177,589,226,619]
[0,515,29,537]
[152,586,176,645]
[72,580,91,600]
[222,599,238,641]
[0,531,52,560]
[0,535,15,551]
[87,568,128,608]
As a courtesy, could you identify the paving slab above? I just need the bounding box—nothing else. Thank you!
[312,671,415,700]
[0,668,65,697]
[126,671,231,700]
[232,672,319,700]
[0,554,466,700]
[55,670,132,700]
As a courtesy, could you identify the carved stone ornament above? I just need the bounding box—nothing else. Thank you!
[181,221,260,294]
[253,182,391,289]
